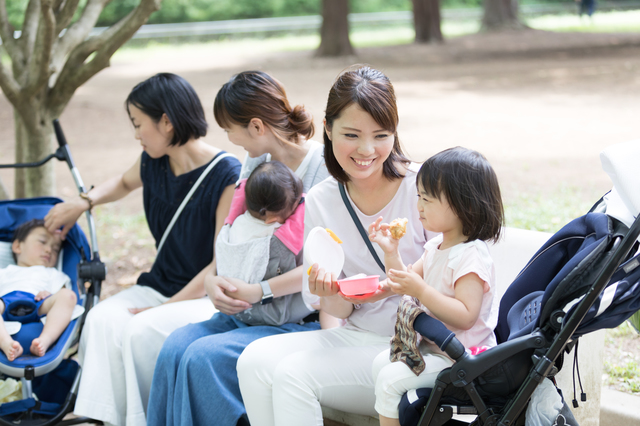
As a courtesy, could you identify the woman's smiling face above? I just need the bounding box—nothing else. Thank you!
[326,103,394,182]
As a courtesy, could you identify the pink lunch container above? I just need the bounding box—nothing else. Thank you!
[337,275,380,296]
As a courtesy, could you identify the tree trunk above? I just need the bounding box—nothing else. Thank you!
[0,0,162,198]
[0,177,8,200]
[316,0,354,57]
[413,0,443,43]
[14,110,55,198]
[481,0,526,31]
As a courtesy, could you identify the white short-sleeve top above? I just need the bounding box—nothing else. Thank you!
[0,265,70,297]
[302,163,430,337]
[420,234,499,350]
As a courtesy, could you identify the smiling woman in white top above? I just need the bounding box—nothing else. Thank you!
[236,66,432,425]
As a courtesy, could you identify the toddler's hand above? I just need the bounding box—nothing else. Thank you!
[368,217,400,255]
[387,264,425,298]
[308,264,339,297]
[34,291,51,302]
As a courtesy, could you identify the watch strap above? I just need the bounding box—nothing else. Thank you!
[259,280,273,304]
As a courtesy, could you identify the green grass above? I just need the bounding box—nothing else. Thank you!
[527,10,640,33]
[111,9,640,59]
[86,204,155,264]
[629,311,640,333]
[504,185,600,233]
[605,322,640,393]
[605,360,640,392]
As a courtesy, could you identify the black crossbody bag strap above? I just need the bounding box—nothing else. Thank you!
[338,183,386,273]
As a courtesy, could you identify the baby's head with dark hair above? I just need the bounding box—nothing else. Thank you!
[11,219,61,265]
[417,147,504,243]
[12,219,46,246]
[245,161,303,223]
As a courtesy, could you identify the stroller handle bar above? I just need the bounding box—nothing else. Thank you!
[0,120,101,260]
[52,119,101,261]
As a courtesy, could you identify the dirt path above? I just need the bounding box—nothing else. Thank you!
[2,27,640,287]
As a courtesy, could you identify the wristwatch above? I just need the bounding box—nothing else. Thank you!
[259,280,273,305]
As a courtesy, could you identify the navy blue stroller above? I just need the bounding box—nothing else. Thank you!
[0,120,105,425]
[399,198,640,426]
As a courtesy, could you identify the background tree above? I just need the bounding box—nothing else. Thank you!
[316,0,354,57]
[412,0,442,43]
[0,0,162,199]
[481,0,526,31]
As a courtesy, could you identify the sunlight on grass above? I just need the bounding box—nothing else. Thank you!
[527,10,640,33]
[112,8,639,60]
[604,322,640,394]
[3,7,639,67]
[112,20,484,61]
[503,185,601,233]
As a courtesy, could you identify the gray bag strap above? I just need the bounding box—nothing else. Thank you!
[156,152,235,256]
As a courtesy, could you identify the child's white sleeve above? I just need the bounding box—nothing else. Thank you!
[50,269,72,294]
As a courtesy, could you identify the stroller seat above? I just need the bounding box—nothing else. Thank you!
[0,198,93,423]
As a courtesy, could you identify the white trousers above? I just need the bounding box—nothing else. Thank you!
[73,285,216,426]
[372,349,454,418]
[237,327,390,426]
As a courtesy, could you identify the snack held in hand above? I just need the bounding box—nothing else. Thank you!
[389,218,408,239]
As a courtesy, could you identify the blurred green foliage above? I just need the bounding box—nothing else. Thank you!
[3,0,532,29]
[630,311,640,333]
[3,0,632,29]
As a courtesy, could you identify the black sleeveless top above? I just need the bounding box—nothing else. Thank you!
[137,151,241,297]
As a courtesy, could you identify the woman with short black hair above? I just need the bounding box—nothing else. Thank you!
[44,73,241,426]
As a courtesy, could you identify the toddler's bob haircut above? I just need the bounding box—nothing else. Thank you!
[418,147,504,243]
[323,65,409,184]
[125,73,208,147]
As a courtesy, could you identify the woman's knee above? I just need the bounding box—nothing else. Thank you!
[237,338,274,385]
[177,340,219,381]
[154,327,197,369]
[371,349,391,383]
[83,298,123,332]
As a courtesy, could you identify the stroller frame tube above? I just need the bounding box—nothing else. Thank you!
[497,214,640,426]
[52,119,100,259]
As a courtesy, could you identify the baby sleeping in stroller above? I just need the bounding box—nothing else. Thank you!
[0,219,76,361]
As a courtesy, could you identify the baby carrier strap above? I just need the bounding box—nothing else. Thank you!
[224,179,306,255]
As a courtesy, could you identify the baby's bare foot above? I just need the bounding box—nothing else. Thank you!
[0,338,23,361]
[30,337,51,357]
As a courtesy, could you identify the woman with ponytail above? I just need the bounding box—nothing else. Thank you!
[147,71,330,426]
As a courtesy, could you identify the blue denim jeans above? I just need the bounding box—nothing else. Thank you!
[147,312,320,426]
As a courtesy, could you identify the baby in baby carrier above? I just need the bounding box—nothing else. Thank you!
[0,219,76,361]
[217,160,312,326]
